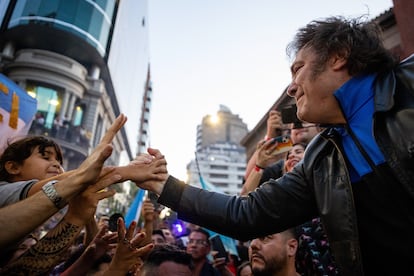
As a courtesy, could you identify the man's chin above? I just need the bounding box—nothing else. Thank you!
[252,266,269,276]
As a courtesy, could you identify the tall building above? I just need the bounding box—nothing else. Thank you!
[187,105,248,195]
[137,65,152,155]
[196,104,248,151]
[0,0,150,213]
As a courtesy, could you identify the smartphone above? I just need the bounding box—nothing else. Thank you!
[210,235,229,263]
[281,104,301,124]
[269,135,293,155]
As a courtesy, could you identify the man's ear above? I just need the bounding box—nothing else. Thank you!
[4,161,21,175]
[287,238,298,257]
[330,53,348,71]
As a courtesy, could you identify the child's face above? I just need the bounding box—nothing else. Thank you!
[12,146,63,181]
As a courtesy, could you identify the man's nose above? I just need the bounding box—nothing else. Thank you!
[287,82,297,97]
[249,239,260,250]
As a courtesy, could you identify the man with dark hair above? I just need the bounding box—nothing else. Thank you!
[137,16,414,275]
[249,228,299,276]
[186,228,220,276]
[140,244,192,276]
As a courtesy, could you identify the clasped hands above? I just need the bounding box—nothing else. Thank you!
[121,147,169,195]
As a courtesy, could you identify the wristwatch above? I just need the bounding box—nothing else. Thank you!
[41,180,66,209]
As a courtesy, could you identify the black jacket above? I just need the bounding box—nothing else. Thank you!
[159,54,414,276]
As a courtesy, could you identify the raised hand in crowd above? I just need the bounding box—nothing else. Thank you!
[265,110,283,138]
[60,225,117,276]
[0,114,126,250]
[244,110,283,179]
[103,218,154,276]
[211,250,235,276]
[141,197,156,246]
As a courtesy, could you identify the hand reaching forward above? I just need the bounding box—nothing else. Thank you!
[73,114,127,190]
[103,218,154,276]
[60,225,117,276]
[115,150,168,183]
[65,167,121,226]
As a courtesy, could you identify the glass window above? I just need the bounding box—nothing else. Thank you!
[93,115,103,147]
[8,0,116,57]
[56,1,78,23]
[73,105,84,127]
[89,8,104,38]
[38,0,59,18]
[74,1,92,31]
[95,0,115,17]
[21,0,40,16]
[26,83,63,129]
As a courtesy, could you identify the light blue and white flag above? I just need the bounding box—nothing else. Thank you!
[124,189,146,227]
[195,153,239,257]
[0,73,37,154]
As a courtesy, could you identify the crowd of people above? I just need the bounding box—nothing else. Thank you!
[1,15,414,275]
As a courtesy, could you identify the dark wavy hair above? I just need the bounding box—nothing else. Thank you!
[287,16,398,77]
[0,136,63,181]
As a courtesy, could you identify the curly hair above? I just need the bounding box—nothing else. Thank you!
[0,136,63,181]
[286,16,398,77]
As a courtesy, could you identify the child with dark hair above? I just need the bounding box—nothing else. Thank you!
[0,135,64,207]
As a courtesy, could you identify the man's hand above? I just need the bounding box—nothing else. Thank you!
[115,152,168,183]
[133,148,169,195]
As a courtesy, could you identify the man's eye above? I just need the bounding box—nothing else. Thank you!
[293,65,303,73]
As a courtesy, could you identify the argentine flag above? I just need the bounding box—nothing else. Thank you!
[0,73,37,154]
[199,175,239,257]
[124,188,146,227]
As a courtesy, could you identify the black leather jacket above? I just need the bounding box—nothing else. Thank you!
[158,55,414,276]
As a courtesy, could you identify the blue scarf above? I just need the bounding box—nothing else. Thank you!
[334,74,385,183]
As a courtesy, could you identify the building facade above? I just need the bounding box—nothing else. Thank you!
[187,105,248,195]
[0,0,150,214]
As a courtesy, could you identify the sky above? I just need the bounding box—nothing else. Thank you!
[147,0,393,181]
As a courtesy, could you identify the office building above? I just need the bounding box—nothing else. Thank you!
[187,105,248,195]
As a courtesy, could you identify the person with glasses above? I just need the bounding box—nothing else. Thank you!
[186,228,221,276]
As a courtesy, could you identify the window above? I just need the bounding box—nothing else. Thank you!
[26,83,62,129]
